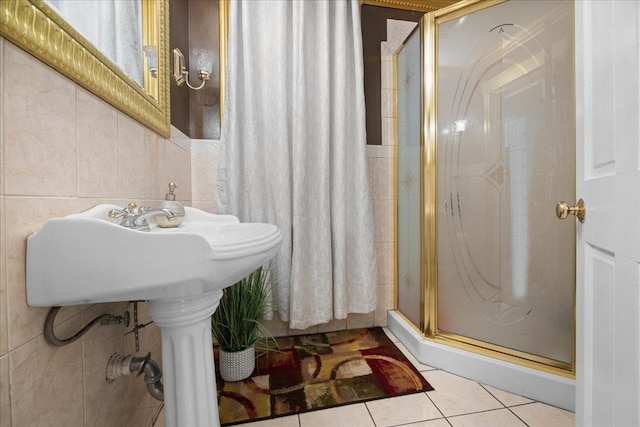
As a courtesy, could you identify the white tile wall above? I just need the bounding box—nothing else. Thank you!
[0,39,191,427]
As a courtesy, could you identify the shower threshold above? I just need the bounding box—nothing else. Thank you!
[387,311,575,412]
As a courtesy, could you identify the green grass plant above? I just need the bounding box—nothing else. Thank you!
[212,265,274,352]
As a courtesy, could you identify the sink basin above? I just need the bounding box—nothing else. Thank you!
[26,204,282,306]
[27,203,282,427]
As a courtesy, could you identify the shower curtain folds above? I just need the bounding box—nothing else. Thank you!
[216,0,377,329]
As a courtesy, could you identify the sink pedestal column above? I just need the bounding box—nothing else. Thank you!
[147,290,224,427]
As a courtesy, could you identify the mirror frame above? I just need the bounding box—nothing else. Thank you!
[361,0,458,12]
[0,0,170,138]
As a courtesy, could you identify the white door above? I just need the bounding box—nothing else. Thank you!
[575,1,640,426]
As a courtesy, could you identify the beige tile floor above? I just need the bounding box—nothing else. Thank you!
[155,328,575,427]
[233,328,575,427]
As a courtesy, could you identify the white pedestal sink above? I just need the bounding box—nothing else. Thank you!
[148,292,223,426]
[26,204,282,427]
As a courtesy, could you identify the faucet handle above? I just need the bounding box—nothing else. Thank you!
[108,209,126,219]
[108,202,143,224]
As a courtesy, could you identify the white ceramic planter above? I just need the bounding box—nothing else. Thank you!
[219,346,256,382]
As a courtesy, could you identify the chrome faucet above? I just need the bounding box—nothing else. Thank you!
[108,203,175,232]
[133,208,175,231]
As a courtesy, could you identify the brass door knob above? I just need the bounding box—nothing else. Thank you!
[556,199,586,223]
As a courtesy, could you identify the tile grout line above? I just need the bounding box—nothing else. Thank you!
[478,383,509,409]
[385,415,451,427]
[506,406,532,427]
[425,378,524,423]
[423,387,449,422]
[403,336,553,427]
[363,401,379,427]
[445,407,531,425]
[478,382,533,426]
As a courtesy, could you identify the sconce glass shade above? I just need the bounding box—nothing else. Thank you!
[192,48,214,81]
[143,45,158,78]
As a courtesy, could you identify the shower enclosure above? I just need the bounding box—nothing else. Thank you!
[393,0,576,408]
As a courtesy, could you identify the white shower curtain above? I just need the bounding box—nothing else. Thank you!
[216,0,378,329]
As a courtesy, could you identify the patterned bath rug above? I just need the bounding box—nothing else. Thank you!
[215,327,433,425]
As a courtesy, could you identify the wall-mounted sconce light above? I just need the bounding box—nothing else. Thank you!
[173,48,214,90]
[143,45,158,78]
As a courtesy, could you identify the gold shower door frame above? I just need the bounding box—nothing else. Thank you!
[396,0,576,378]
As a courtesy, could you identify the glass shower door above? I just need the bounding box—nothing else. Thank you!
[396,26,422,328]
[435,0,575,369]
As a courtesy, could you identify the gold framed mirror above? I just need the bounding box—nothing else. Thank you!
[0,0,170,138]
[361,0,457,12]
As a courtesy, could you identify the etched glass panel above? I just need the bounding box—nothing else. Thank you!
[436,0,575,364]
[397,27,422,327]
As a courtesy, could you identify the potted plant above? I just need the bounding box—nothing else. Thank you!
[212,264,274,381]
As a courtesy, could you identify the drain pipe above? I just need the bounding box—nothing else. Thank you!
[106,353,164,401]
